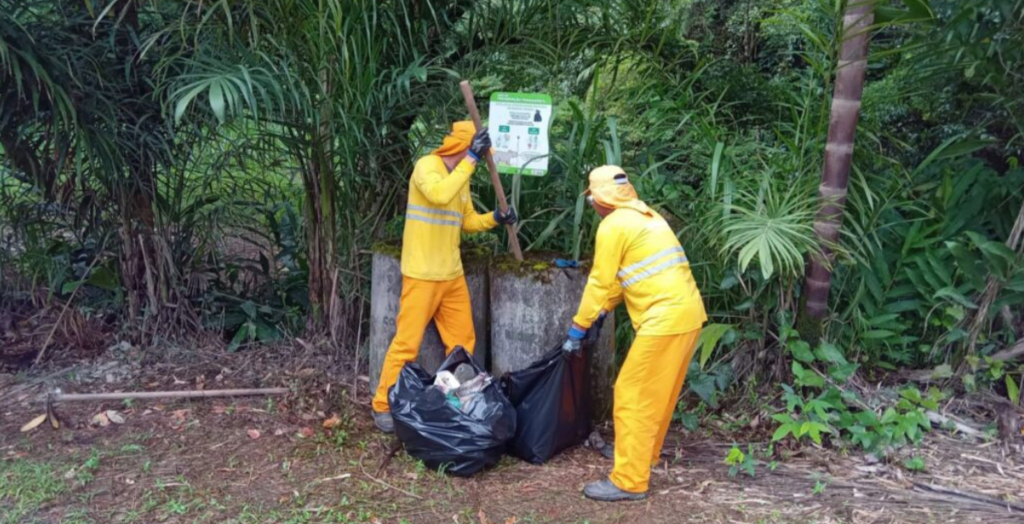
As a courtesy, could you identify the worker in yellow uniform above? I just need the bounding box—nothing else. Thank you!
[563,165,707,501]
[372,121,517,433]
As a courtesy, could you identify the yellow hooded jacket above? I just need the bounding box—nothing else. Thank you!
[573,205,706,335]
[400,155,497,281]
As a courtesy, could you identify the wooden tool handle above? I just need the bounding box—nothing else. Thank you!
[459,80,524,261]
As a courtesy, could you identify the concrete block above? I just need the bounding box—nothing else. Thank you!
[367,251,489,395]
[489,263,616,420]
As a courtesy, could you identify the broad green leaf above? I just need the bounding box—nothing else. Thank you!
[801,421,828,445]
[930,364,953,380]
[829,363,859,383]
[697,323,734,369]
[933,287,978,309]
[710,142,724,198]
[86,266,119,291]
[789,340,815,363]
[174,83,209,124]
[772,424,794,442]
[1006,375,1021,407]
[899,388,923,404]
[792,361,807,379]
[771,413,795,424]
[228,323,251,352]
[814,342,847,365]
[680,412,699,431]
[687,373,718,407]
[861,329,897,340]
[209,80,226,124]
[946,241,986,289]
[255,321,281,342]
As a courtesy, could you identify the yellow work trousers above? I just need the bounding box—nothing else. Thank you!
[372,276,476,413]
[610,329,701,493]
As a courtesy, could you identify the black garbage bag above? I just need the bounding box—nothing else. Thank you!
[502,315,606,464]
[502,345,593,464]
[389,347,516,477]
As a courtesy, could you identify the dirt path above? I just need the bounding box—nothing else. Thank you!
[2,346,1023,524]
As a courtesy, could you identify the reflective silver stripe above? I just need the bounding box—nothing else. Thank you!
[405,213,460,227]
[620,256,688,288]
[407,204,462,219]
[617,246,685,279]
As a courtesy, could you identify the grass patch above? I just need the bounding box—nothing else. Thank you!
[0,458,67,522]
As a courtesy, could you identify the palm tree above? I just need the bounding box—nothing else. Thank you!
[798,0,875,342]
[163,0,472,335]
[1,1,195,335]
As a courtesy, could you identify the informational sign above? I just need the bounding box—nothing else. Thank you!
[488,92,552,176]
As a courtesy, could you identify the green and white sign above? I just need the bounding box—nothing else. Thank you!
[488,92,552,176]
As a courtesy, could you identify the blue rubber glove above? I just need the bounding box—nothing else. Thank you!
[562,325,586,353]
[554,259,579,269]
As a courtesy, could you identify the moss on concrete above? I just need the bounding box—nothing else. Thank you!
[372,240,590,279]
[371,240,403,259]
[371,239,495,271]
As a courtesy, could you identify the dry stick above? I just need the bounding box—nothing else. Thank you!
[459,80,524,260]
[358,451,422,499]
[47,387,289,403]
[33,253,103,366]
[375,441,403,478]
[913,481,1024,513]
[925,411,985,439]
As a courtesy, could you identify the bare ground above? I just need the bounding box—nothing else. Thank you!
[2,341,1023,524]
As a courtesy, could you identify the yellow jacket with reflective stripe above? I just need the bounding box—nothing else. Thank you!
[400,155,497,281]
[573,205,706,336]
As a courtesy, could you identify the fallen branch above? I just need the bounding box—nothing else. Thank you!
[990,340,1024,362]
[375,441,403,477]
[926,411,985,439]
[913,481,1024,513]
[34,251,103,366]
[46,387,290,403]
[358,451,422,500]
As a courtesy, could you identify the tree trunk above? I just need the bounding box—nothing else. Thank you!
[303,135,337,334]
[303,62,338,334]
[798,1,874,342]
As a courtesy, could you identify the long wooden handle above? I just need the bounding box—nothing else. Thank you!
[459,80,524,261]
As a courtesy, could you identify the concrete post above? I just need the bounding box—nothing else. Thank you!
[489,263,616,421]
[367,250,489,395]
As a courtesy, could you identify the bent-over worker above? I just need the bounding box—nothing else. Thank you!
[564,165,707,502]
[372,121,517,433]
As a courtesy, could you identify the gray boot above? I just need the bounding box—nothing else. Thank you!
[372,411,395,433]
[583,479,647,502]
[600,444,614,460]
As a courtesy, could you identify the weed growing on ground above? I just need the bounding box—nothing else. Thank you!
[0,459,67,522]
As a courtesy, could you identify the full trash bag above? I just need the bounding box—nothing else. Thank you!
[389,347,516,477]
[502,345,592,464]
[502,315,606,464]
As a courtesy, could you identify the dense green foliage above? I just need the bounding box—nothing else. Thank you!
[2,1,1023,447]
